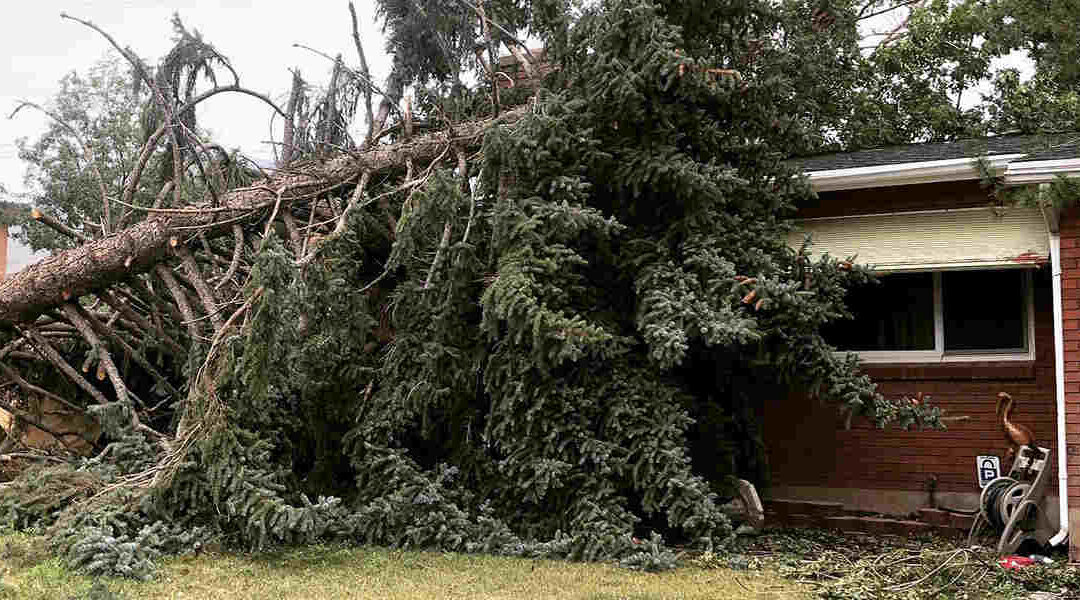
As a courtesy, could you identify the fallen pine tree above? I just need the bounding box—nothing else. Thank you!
[0,0,945,579]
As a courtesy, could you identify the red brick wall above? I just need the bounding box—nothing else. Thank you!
[1059,209,1080,562]
[765,180,1058,505]
[0,225,8,279]
[764,282,1055,495]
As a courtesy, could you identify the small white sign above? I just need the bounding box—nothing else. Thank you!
[977,456,1000,488]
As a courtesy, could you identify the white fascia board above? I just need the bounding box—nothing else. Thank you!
[1004,158,1080,185]
[806,154,1026,192]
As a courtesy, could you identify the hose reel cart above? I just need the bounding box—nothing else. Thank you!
[967,445,1056,554]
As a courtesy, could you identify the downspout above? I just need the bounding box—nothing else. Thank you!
[1044,181,1070,547]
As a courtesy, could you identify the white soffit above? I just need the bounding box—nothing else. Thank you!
[806,154,1026,192]
[788,207,1049,272]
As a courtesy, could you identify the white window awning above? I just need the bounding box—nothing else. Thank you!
[788,207,1049,272]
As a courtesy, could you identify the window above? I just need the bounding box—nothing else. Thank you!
[827,272,935,352]
[942,270,1028,352]
[826,269,1035,363]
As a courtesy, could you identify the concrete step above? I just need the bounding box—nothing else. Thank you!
[823,516,934,536]
[917,508,975,530]
[764,499,844,518]
[763,499,973,535]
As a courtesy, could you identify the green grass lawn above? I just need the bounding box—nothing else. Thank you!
[0,532,808,600]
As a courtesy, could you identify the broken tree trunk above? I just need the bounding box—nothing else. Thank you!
[0,105,526,325]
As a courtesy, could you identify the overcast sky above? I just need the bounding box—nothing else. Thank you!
[0,1,393,197]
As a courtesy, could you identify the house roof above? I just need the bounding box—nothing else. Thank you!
[792,133,1080,192]
[793,133,1080,173]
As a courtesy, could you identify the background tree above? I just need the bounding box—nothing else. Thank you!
[14,56,150,250]
[838,0,1080,146]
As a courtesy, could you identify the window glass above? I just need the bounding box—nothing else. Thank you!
[943,270,1027,352]
[826,272,935,351]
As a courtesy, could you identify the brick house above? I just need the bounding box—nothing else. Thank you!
[769,134,1080,559]
[0,224,8,279]
[0,203,42,278]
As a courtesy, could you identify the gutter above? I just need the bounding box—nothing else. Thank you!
[1006,158,1080,185]
[1042,183,1070,547]
[804,151,1080,194]
[806,154,1025,192]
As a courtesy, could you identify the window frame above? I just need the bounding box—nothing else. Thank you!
[845,269,1036,364]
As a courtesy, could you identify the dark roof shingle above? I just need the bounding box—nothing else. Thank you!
[792,133,1080,172]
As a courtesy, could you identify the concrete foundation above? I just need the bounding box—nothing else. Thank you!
[767,485,1062,531]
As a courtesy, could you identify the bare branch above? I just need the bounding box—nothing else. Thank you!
[506,44,537,81]
[874,15,915,51]
[281,212,304,256]
[858,0,924,21]
[281,71,304,167]
[259,184,295,253]
[72,301,182,400]
[172,241,224,333]
[152,180,176,210]
[424,221,454,289]
[178,83,290,121]
[59,303,132,408]
[298,171,370,266]
[99,290,185,356]
[292,44,392,102]
[177,121,224,206]
[348,2,376,147]
[453,0,539,76]
[155,265,201,340]
[59,12,190,220]
[21,326,110,406]
[300,200,319,257]
[216,225,245,290]
[0,361,85,414]
[119,122,169,225]
[30,207,90,243]
[478,0,501,117]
